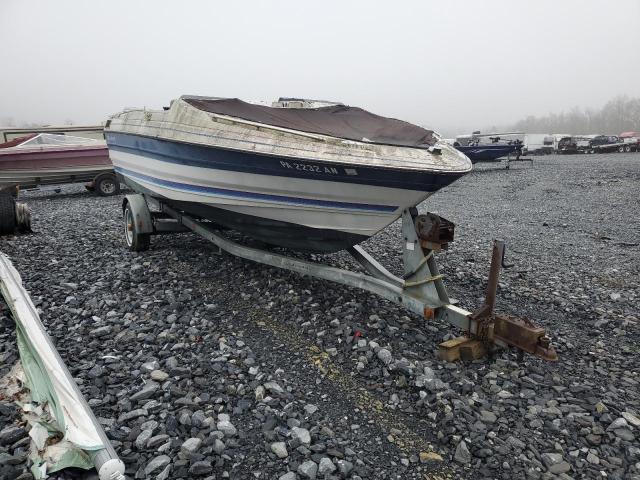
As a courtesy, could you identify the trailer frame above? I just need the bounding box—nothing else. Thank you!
[587,141,639,154]
[122,193,557,361]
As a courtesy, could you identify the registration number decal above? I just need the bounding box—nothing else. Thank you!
[280,160,339,175]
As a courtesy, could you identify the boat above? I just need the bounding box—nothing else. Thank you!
[104,96,472,253]
[0,133,119,195]
[452,132,523,163]
[455,143,521,162]
[0,125,105,143]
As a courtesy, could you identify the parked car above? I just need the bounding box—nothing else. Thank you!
[590,135,619,147]
[557,136,579,154]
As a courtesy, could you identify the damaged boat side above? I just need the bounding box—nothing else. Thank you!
[0,253,125,480]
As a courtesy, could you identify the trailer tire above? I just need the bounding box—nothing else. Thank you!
[624,145,631,153]
[95,173,120,196]
[0,194,16,234]
[124,202,150,251]
[618,146,625,153]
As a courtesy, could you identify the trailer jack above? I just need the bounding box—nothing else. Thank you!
[467,240,557,361]
[467,240,558,361]
[403,208,557,362]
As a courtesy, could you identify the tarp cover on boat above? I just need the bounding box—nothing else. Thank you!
[619,131,639,138]
[183,96,436,147]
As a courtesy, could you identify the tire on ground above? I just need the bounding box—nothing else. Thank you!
[95,173,121,196]
[0,194,16,234]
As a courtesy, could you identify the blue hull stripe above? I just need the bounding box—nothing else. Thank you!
[114,166,398,213]
[106,132,464,192]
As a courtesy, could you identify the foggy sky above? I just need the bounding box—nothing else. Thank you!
[1,0,639,135]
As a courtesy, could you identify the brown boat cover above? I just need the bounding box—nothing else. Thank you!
[183,96,435,148]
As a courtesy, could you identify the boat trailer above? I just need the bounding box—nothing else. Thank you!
[122,194,557,361]
[504,151,534,170]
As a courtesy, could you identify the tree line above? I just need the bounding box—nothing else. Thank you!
[508,96,640,135]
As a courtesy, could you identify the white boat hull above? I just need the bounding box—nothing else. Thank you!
[105,97,471,252]
[111,149,427,238]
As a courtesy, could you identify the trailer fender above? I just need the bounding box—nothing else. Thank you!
[122,194,154,234]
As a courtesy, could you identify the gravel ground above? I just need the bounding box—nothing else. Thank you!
[1,153,639,480]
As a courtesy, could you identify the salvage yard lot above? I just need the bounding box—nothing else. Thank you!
[1,153,639,479]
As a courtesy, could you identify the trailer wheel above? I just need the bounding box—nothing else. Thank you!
[625,145,631,153]
[0,195,16,234]
[618,146,625,153]
[124,202,150,251]
[95,173,120,196]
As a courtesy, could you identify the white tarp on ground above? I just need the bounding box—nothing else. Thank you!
[0,253,124,479]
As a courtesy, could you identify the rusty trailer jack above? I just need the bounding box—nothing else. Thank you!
[466,240,558,361]
[122,194,557,362]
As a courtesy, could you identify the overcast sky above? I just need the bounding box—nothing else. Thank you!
[1,0,639,134]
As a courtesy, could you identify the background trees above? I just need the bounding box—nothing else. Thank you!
[510,96,640,134]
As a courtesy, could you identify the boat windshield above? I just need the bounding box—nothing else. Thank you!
[13,133,103,148]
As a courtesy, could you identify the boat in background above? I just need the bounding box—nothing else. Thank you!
[619,131,639,140]
[105,95,471,253]
[0,133,119,196]
[451,132,524,163]
[0,125,105,143]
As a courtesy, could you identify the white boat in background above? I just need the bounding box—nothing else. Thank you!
[104,96,471,252]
